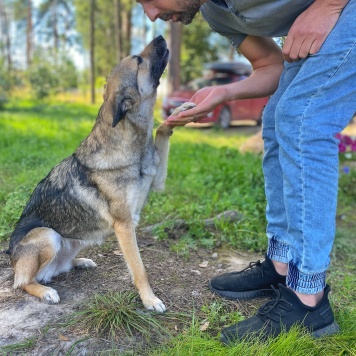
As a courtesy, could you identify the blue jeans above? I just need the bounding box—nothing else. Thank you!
[262,1,356,294]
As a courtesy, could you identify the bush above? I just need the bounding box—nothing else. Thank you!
[57,55,78,90]
[27,56,60,99]
[0,58,14,109]
[27,50,78,100]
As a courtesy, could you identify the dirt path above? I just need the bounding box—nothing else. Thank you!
[0,233,263,355]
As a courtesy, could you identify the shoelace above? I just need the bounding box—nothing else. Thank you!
[238,260,264,278]
[257,286,292,322]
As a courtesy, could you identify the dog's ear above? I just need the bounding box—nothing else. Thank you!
[112,97,133,128]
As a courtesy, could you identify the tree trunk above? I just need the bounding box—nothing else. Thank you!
[52,0,59,52]
[0,0,12,69]
[113,0,122,62]
[125,2,132,55]
[89,0,95,104]
[168,22,183,94]
[121,0,132,57]
[27,0,32,67]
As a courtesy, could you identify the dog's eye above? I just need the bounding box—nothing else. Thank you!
[132,55,143,65]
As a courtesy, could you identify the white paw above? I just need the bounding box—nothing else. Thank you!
[73,258,97,269]
[143,296,166,313]
[171,102,196,116]
[42,288,60,304]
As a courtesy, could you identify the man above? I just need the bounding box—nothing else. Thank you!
[137,0,355,343]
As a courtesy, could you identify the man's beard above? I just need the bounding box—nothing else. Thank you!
[159,0,201,25]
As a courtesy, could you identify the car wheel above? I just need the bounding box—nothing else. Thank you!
[218,106,231,129]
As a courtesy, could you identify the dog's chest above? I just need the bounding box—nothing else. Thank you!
[140,141,159,178]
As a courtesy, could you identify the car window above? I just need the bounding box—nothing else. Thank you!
[210,77,233,85]
[186,78,211,91]
[185,72,249,91]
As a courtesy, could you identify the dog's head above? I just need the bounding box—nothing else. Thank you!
[103,35,169,128]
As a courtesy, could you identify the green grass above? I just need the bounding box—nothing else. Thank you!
[1,98,355,355]
[67,291,170,340]
[149,317,356,356]
[0,337,36,355]
[0,99,97,240]
[0,98,267,250]
[146,138,267,251]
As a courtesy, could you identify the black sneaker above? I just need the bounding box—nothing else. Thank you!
[209,255,286,300]
[220,284,340,344]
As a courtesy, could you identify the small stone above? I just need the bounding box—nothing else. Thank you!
[199,261,209,268]
[191,269,201,275]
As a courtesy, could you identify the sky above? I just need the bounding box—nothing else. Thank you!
[8,1,166,70]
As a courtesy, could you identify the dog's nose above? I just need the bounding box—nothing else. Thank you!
[153,35,166,46]
[151,36,167,57]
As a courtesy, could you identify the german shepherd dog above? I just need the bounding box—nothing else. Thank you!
[8,36,190,313]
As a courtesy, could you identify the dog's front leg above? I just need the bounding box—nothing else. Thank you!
[153,102,196,191]
[113,221,166,312]
[152,124,173,191]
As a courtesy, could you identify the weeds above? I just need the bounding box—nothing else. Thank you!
[200,300,244,333]
[0,337,36,354]
[68,291,169,340]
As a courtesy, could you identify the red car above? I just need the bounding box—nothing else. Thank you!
[162,61,269,129]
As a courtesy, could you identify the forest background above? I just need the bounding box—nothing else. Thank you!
[0,0,243,106]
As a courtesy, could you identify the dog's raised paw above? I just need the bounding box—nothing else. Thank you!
[42,288,60,304]
[143,297,166,313]
[73,258,97,269]
[171,102,196,116]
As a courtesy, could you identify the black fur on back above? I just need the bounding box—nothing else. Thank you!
[8,154,102,254]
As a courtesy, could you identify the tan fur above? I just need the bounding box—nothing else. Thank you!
[9,36,177,312]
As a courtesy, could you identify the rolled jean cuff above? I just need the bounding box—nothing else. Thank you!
[287,261,326,294]
[267,235,289,264]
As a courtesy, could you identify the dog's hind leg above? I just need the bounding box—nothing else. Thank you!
[11,227,62,304]
[113,221,166,312]
[22,281,60,304]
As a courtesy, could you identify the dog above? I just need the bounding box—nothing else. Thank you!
[8,36,193,313]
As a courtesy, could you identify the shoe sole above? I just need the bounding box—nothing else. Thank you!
[311,321,340,338]
[209,281,275,300]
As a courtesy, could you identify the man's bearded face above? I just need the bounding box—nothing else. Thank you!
[159,0,201,24]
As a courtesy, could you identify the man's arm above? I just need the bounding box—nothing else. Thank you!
[283,0,349,62]
[166,35,284,126]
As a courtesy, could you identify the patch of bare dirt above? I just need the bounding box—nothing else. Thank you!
[0,231,265,355]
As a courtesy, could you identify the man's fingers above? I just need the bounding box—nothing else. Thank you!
[283,35,319,62]
[283,36,304,62]
[165,110,210,127]
[309,38,322,55]
[298,37,316,59]
[165,115,194,127]
[177,107,196,117]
